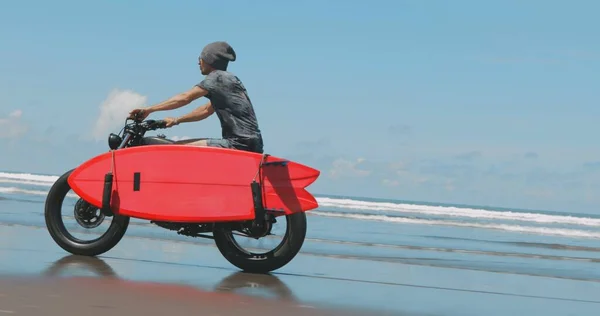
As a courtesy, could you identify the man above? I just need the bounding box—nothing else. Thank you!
[128,41,264,153]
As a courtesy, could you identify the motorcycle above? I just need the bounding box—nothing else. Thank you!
[44,115,316,274]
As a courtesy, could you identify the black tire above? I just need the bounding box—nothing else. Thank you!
[213,212,307,273]
[44,169,130,256]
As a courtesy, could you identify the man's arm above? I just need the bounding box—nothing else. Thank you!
[171,101,215,126]
[145,86,208,114]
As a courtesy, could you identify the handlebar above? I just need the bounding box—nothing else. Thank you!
[122,117,167,135]
[126,118,167,131]
[143,119,168,130]
[128,112,168,131]
[109,114,170,150]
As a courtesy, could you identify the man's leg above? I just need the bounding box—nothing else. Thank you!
[175,138,231,148]
[173,137,207,145]
[204,138,232,148]
[184,139,209,146]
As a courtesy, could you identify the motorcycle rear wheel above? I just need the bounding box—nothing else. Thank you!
[213,211,307,273]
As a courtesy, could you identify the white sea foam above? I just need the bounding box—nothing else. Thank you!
[0,179,54,187]
[1,171,599,233]
[0,187,78,198]
[316,197,600,227]
[0,172,58,183]
[311,211,600,239]
[0,187,50,196]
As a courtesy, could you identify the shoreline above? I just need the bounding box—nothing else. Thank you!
[0,169,589,217]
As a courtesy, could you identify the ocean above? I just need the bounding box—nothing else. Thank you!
[2,169,600,283]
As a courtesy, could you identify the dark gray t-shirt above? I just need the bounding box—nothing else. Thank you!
[196,70,262,143]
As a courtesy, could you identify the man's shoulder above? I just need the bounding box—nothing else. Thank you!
[217,70,245,87]
[216,70,240,80]
[199,70,229,87]
[206,70,240,83]
[209,69,235,77]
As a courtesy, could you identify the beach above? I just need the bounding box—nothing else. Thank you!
[1,171,600,315]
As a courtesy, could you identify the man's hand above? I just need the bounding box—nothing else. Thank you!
[129,108,150,120]
[164,117,179,127]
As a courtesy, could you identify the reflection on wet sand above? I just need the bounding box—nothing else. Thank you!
[215,270,297,302]
[0,277,355,316]
[42,255,119,279]
[42,255,297,302]
[0,254,371,316]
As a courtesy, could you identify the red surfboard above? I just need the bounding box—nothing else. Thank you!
[67,145,320,223]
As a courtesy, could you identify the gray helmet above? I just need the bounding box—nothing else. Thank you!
[200,41,236,71]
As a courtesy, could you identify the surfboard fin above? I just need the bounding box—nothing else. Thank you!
[251,154,289,221]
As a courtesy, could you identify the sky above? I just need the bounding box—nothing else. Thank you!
[1,0,599,213]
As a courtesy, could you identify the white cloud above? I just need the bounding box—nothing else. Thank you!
[0,109,28,139]
[382,179,399,186]
[170,136,192,141]
[91,89,148,141]
[329,157,371,179]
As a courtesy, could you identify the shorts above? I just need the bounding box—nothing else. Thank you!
[206,137,264,154]
[206,138,233,148]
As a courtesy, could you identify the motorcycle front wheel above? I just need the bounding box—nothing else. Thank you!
[44,169,130,256]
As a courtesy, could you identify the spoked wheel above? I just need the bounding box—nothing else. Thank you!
[44,169,130,256]
[213,212,307,273]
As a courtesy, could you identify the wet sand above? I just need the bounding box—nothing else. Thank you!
[0,277,361,316]
[1,224,599,316]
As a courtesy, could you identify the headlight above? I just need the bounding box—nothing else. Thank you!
[108,133,122,150]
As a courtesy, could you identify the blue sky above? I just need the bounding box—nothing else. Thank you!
[1,0,599,213]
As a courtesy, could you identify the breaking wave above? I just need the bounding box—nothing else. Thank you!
[2,171,600,239]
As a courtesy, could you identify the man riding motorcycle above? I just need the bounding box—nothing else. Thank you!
[128,41,264,153]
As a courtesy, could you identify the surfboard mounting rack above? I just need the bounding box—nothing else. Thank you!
[101,171,115,217]
[100,150,116,217]
[251,154,289,221]
[262,160,288,167]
